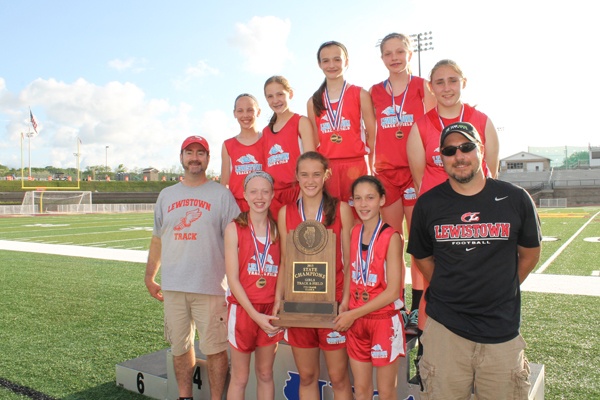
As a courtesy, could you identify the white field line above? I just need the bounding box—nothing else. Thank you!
[535,210,600,274]
[0,240,147,263]
[79,237,151,246]
[1,229,151,240]
[0,215,153,227]
[128,246,144,249]
[0,223,152,235]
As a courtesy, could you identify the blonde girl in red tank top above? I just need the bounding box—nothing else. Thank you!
[221,94,264,212]
[407,60,500,333]
[224,171,282,399]
[263,76,316,218]
[307,41,377,209]
[370,33,437,330]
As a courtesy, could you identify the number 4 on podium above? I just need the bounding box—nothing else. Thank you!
[193,366,202,390]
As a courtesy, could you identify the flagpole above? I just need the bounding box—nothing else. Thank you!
[28,106,32,178]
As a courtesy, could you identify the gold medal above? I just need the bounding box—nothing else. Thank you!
[256,276,267,288]
[395,128,404,140]
[361,290,370,302]
[354,289,360,301]
[330,133,342,143]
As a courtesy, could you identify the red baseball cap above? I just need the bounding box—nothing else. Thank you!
[181,135,210,154]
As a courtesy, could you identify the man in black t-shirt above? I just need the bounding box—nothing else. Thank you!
[407,122,541,399]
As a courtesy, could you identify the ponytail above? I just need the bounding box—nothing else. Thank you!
[312,78,328,118]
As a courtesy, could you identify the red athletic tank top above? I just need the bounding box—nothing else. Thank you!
[416,104,489,194]
[349,225,402,315]
[223,136,264,200]
[227,221,280,305]
[371,76,426,172]
[262,114,303,190]
[285,200,344,301]
[315,84,368,160]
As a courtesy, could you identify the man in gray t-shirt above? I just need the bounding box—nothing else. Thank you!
[145,135,239,400]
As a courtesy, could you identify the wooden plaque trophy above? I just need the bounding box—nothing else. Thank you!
[274,220,337,329]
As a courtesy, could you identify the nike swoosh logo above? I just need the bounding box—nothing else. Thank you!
[466,247,476,251]
[495,196,508,201]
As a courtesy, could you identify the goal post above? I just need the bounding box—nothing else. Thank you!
[539,198,567,208]
[21,191,92,214]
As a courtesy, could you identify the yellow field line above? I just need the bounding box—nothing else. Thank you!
[538,215,589,218]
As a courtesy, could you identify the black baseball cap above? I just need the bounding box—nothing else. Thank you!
[440,122,482,147]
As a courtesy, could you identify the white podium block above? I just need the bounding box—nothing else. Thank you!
[116,336,544,399]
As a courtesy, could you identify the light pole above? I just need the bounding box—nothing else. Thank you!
[105,146,109,174]
[410,31,434,77]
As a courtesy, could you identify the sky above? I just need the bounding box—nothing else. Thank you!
[1,0,597,175]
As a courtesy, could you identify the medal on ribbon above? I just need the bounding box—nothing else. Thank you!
[386,76,412,140]
[298,198,324,223]
[437,104,465,129]
[250,217,271,289]
[355,218,384,303]
[323,81,348,143]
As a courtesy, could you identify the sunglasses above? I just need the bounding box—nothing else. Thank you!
[440,142,478,157]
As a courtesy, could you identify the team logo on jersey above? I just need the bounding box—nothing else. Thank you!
[461,212,480,222]
[237,154,259,164]
[432,147,443,167]
[248,254,278,276]
[269,144,283,155]
[380,107,414,129]
[434,222,511,242]
[403,188,416,200]
[351,264,377,286]
[235,154,262,175]
[320,113,351,133]
[173,208,202,231]
[167,199,212,213]
[326,331,346,344]
[268,144,290,167]
[371,344,388,359]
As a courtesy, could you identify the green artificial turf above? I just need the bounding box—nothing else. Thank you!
[521,291,600,398]
[0,250,165,399]
[1,209,599,399]
[0,214,153,250]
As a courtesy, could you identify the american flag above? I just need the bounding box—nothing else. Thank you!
[30,110,38,134]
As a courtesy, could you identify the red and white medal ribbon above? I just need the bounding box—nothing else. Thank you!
[386,75,412,129]
[298,198,324,223]
[323,81,348,132]
[356,218,384,288]
[249,217,271,278]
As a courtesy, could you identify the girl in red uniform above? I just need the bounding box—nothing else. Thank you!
[334,176,404,400]
[407,59,500,333]
[263,76,316,218]
[307,41,376,210]
[275,151,354,400]
[370,33,436,332]
[225,170,283,399]
[221,94,264,212]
